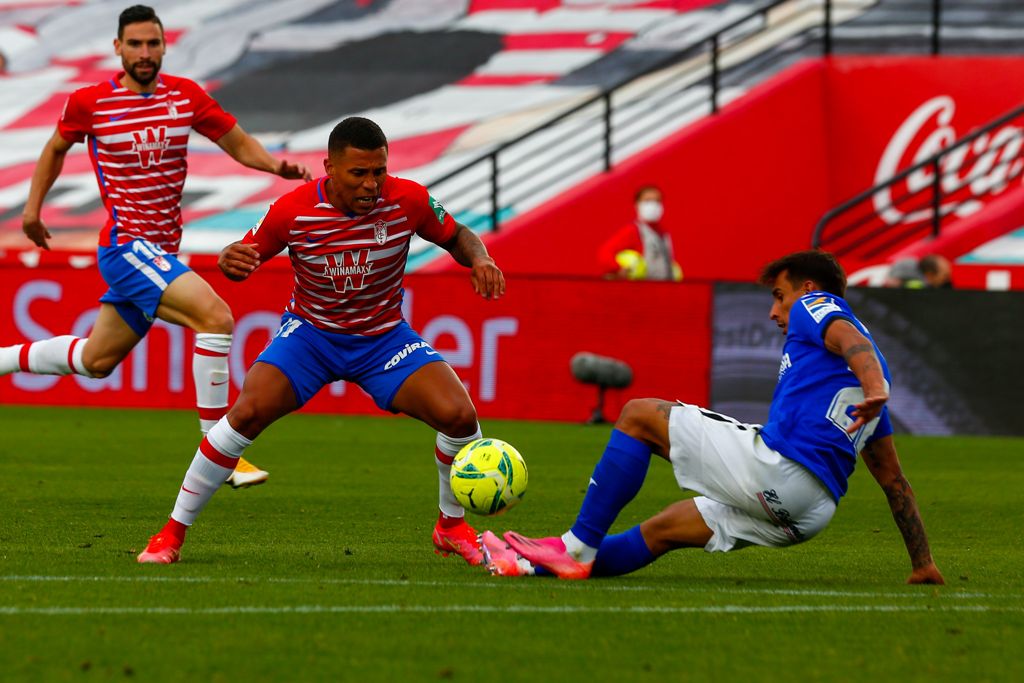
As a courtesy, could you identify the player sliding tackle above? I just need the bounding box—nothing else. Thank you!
[138,116,505,565]
[483,250,945,585]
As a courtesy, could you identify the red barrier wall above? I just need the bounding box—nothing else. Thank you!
[437,56,1024,285]
[0,258,712,421]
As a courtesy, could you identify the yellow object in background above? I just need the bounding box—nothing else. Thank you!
[615,249,647,280]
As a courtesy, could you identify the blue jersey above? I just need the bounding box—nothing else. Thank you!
[759,292,893,501]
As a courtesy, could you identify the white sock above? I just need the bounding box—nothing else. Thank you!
[561,530,598,564]
[194,333,232,434]
[0,345,21,375]
[170,417,252,525]
[515,556,537,576]
[435,426,482,518]
[0,337,93,377]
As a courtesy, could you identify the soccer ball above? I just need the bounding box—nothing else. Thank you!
[450,438,528,515]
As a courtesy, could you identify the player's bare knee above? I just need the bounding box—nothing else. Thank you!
[84,362,112,379]
[615,399,662,438]
[81,350,119,378]
[225,401,264,439]
[199,303,234,335]
[438,403,478,438]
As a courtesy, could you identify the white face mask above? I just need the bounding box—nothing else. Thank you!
[637,199,664,223]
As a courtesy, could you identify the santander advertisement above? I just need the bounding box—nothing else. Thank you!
[0,258,712,421]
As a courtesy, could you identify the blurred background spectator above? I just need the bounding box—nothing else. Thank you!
[919,254,953,288]
[598,185,683,282]
[883,257,924,288]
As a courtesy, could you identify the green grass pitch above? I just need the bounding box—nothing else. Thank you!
[0,405,1021,682]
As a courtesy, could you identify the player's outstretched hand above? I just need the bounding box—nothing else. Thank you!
[471,257,505,300]
[219,241,261,281]
[279,160,313,181]
[22,216,52,250]
[907,563,945,585]
[847,393,888,434]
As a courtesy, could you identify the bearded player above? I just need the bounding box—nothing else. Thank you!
[0,5,312,487]
[137,116,505,565]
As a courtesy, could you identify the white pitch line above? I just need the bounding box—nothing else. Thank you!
[0,575,1017,600]
[0,604,1019,617]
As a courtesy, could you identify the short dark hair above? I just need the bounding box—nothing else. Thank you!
[758,250,847,297]
[634,185,661,202]
[328,117,388,156]
[918,254,943,276]
[118,5,163,39]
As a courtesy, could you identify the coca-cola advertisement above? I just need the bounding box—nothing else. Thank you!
[819,57,1024,269]
[825,56,1024,209]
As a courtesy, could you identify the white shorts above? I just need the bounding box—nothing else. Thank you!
[668,404,836,553]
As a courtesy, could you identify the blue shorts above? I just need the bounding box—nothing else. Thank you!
[256,313,446,411]
[97,239,190,337]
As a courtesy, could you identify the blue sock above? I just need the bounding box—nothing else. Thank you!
[569,430,651,549]
[534,525,655,578]
[591,525,656,577]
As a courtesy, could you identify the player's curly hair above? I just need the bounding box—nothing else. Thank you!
[758,250,846,297]
[329,117,389,155]
[118,5,162,39]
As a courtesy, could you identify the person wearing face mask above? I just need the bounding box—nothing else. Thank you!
[598,185,683,281]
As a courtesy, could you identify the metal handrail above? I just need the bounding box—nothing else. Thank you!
[425,0,812,232]
[425,0,962,235]
[812,103,1024,253]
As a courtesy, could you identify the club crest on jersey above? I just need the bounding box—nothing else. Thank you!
[374,220,388,245]
[323,249,373,292]
[802,295,842,323]
[166,100,178,120]
[131,126,169,168]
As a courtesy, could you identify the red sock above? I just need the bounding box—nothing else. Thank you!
[161,518,188,543]
[438,511,465,529]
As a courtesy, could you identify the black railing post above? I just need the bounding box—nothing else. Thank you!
[931,0,941,55]
[603,91,613,171]
[710,34,720,113]
[490,153,500,232]
[931,158,942,238]
[823,0,833,56]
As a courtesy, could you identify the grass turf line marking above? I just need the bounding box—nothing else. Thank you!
[0,604,1020,616]
[0,575,1016,600]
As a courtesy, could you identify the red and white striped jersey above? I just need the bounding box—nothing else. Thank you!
[243,175,457,335]
[57,72,237,253]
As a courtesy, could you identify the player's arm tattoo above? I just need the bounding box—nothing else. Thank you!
[653,400,674,423]
[862,441,934,570]
[843,343,881,373]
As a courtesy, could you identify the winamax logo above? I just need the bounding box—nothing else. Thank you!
[322,249,372,292]
[131,126,170,168]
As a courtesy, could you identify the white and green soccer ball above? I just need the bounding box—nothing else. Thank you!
[450,438,528,515]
